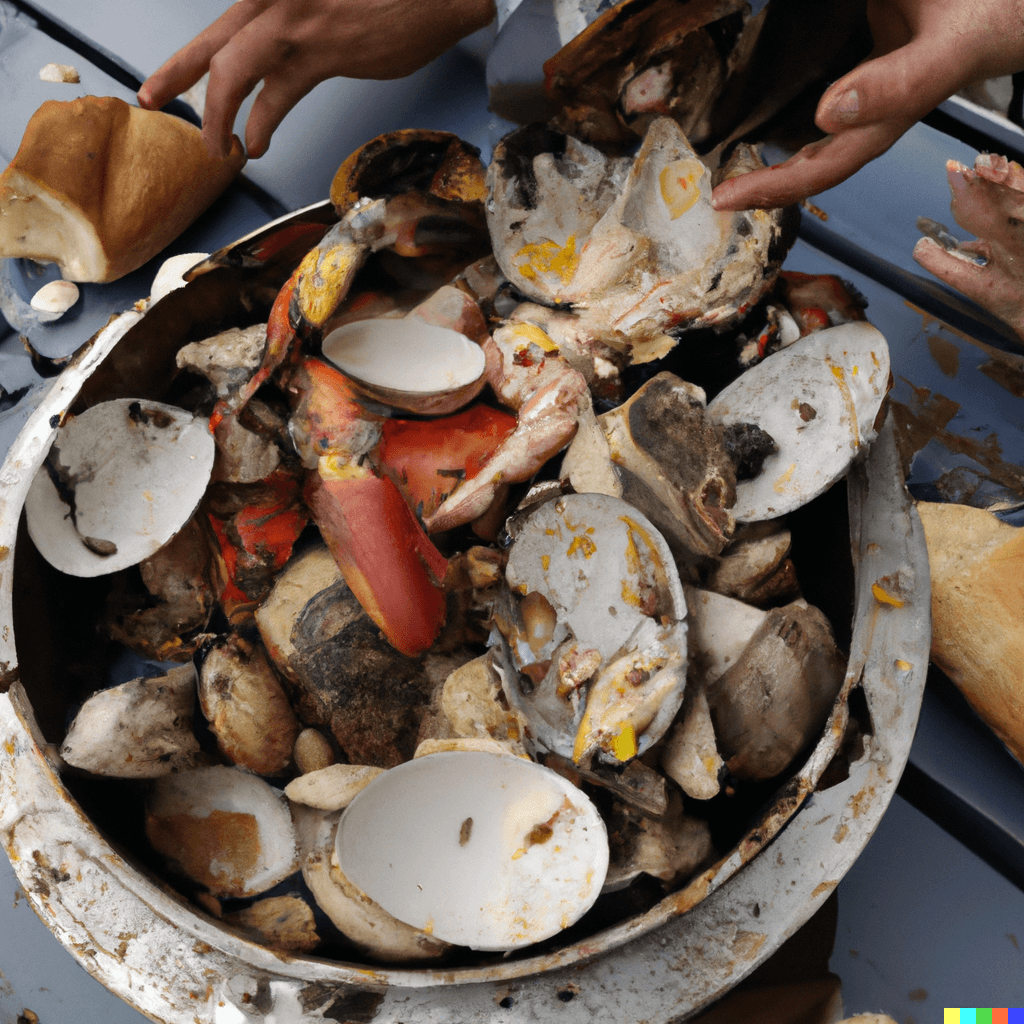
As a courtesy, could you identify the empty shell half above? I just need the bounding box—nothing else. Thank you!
[322,300,487,415]
[145,765,299,899]
[707,321,890,520]
[25,398,216,576]
[334,751,609,950]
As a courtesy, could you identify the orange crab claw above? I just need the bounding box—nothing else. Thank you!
[208,469,309,621]
[288,356,384,467]
[210,266,302,433]
[376,404,517,520]
[305,460,448,657]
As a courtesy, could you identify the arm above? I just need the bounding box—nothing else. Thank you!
[138,0,497,160]
[712,0,1024,211]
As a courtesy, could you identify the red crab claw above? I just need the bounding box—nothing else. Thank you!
[777,271,867,336]
[375,404,517,521]
[208,468,309,622]
[305,458,448,657]
[288,356,384,468]
[210,265,302,433]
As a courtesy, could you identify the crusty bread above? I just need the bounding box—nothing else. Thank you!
[0,95,245,283]
[918,501,1024,765]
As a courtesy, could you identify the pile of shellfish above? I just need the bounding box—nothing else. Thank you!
[19,2,892,965]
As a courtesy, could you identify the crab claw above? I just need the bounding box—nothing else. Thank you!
[376,404,517,520]
[287,356,384,468]
[294,210,381,330]
[425,321,589,533]
[210,265,302,432]
[913,156,1024,342]
[305,458,448,657]
[207,468,309,621]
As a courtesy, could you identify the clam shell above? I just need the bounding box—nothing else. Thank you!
[30,278,79,315]
[150,252,210,304]
[498,492,688,764]
[322,316,486,415]
[145,765,298,899]
[25,398,216,576]
[707,321,890,521]
[334,751,609,951]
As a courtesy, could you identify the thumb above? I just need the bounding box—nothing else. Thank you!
[815,38,964,137]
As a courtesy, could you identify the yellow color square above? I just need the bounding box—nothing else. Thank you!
[945,1010,961,1024]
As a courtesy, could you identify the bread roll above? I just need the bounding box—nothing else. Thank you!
[0,95,245,283]
[918,500,1024,764]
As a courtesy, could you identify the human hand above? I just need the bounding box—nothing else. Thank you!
[712,0,1024,211]
[138,0,496,160]
[913,154,1024,342]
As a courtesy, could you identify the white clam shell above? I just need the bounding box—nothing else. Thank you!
[499,492,688,764]
[322,317,486,413]
[150,252,210,304]
[146,765,299,899]
[25,398,216,576]
[707,321,890,521]
[29,278,79,314]
[335,751,609,951]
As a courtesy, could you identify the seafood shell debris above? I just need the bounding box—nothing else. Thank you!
[25,398,216,576]
[334,751,609,950]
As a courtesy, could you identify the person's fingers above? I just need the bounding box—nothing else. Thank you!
[138,0,274,110]
[815,37,960,138]
[244,73,320,158]
[913,236,1024,339]
[711,121,907,211]
[946,160,1024,250]
[200,2,306,159]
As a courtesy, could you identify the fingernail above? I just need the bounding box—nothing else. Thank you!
[836,88,859,115]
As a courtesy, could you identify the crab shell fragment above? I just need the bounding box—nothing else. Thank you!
[487,117,796,353]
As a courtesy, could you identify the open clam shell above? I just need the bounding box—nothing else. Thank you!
[24,398,216,576]
[145,765,299,899]
[334,751,609,951]
[707,321,891,521]
[496,492,688,765]
[322,316,486,415]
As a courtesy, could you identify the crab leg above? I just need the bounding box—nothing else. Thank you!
[286,354,449,656]
[305,459,448,657]
[426,320,589,533]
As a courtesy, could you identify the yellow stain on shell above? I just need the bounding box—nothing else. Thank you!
[773,463,797,492]
[515,236,579,286]
[828,359,861,447]
[510,322,559,352]
[659,159,705,219]
[610,722,638,762]
[871,583,905,608]
[567,532,597,559]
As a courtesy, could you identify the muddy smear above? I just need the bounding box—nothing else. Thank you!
[926,332,959,378]
[891,382,1024,502]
